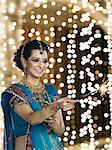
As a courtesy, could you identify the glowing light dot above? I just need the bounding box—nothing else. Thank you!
[50,42,55,47]
[43,4,47,9]
[43,20,48,25]
[50,32,55,37]
[46,69,50,73]
[61,22,66,27]
[58,52,63,57]
[59,83,64,87]
[59,67,64,72]
[56,11,61,16]
[36,14,41,19]
[1,81,5,85]
[69,140,74,145]
[56,74,61,79]
[12,75,17,80]
[58,89,62,94]
[50,79,55,84]
[63,137,68,142]
[51,1,56,6]
[66,126,70,131]
[45,36,49,41]
[49,57,55,63]
[28,33,33,37]
[49,64,53,68]
[57,58,62,63]
[30,15,35,20]
[43,14,47,19]
[49,48,54,53]
[68,18,72,23]
[50,27,55,32]
[43,79,48,83]
[66,116,70,121]
[64,131,69,136]
[30,28,35,33]
[36,36,41,41]
[62,6,67,11]
[35,31,40,36]
[50,17,55,22]
[35,19,40,24]
[56,42,61,47]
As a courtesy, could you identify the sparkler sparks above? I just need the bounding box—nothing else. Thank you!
[82,81,108,99]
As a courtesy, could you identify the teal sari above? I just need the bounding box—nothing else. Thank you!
[1,83,63,150]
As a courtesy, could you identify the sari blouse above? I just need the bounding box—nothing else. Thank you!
[1,83,63,150]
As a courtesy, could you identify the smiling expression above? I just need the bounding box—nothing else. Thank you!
[26,49,48,79]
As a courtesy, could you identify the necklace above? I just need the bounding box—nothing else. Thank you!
[20,78,52,105]
[21,78,45,94]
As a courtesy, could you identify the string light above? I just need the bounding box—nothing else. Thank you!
[0,0,111,149]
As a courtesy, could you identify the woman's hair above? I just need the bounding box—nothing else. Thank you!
[13,40,49,71]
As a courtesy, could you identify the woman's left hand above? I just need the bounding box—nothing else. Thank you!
[45,115,55,123]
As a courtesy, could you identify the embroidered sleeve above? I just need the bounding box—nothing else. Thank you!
[9,95,29,110]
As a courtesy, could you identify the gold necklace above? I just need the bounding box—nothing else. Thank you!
[20,78,52,106]
[21,78,45,94]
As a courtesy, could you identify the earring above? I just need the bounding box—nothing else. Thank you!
[23,64,27,78]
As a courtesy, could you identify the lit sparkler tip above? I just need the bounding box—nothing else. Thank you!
[99,81,108,96]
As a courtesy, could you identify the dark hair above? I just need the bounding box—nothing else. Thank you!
[13,40,49,71]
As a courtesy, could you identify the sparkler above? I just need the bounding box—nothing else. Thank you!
[82,81,108,99]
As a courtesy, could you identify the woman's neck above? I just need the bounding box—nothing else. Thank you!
[25,75,41,86]
[21,75,44,94]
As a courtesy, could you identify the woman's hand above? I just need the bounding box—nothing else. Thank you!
[45,110,65,136]
[56,97,79,111]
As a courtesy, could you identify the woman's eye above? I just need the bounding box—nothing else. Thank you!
[43,59,48,63]
[32,59,39,62]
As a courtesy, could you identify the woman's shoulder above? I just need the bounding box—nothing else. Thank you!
[45,83,57,90]
[2,83,20,92]
[1,82,27,98]
[45,83,58,95]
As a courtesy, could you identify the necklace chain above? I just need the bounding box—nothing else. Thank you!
[20,78,52,105]
[21,78,45,94]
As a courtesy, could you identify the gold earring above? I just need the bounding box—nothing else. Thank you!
[23,64,27,78]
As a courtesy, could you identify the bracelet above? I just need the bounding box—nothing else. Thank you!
[41,107,47,120]
[54,96,62,109]
[50,101,60,114]
[42,102,60,121]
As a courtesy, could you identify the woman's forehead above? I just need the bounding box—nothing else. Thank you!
[30,49,48,57]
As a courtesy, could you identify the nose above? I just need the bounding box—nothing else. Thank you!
[38,61,44,68]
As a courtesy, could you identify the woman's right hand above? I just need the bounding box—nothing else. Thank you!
[56,97,79,111]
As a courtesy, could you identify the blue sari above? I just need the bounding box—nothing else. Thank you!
[1,83,63,150]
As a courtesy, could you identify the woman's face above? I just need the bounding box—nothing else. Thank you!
[26,49,48,78]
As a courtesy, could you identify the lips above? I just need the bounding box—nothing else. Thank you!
[34,69,44,74]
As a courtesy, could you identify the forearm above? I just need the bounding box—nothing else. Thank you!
[50,118,65,136]
[28,102,59,125]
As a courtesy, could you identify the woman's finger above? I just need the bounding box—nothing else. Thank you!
[63,98,79,103]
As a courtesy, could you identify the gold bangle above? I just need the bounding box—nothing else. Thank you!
[50,102,60,114]
[41,107,47,120]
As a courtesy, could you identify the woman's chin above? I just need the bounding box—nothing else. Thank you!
[33,73,44,78]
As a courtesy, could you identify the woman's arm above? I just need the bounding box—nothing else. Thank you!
[47,109,65,136]
[14,97,78,126]
[15,101,59,125]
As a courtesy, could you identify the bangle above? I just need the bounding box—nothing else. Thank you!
[50,101,60,114]
[41,107,47,120]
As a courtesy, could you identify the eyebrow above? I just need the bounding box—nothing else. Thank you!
[31,57,48,59]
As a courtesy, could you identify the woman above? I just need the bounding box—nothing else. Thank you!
[1,40,79,150]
